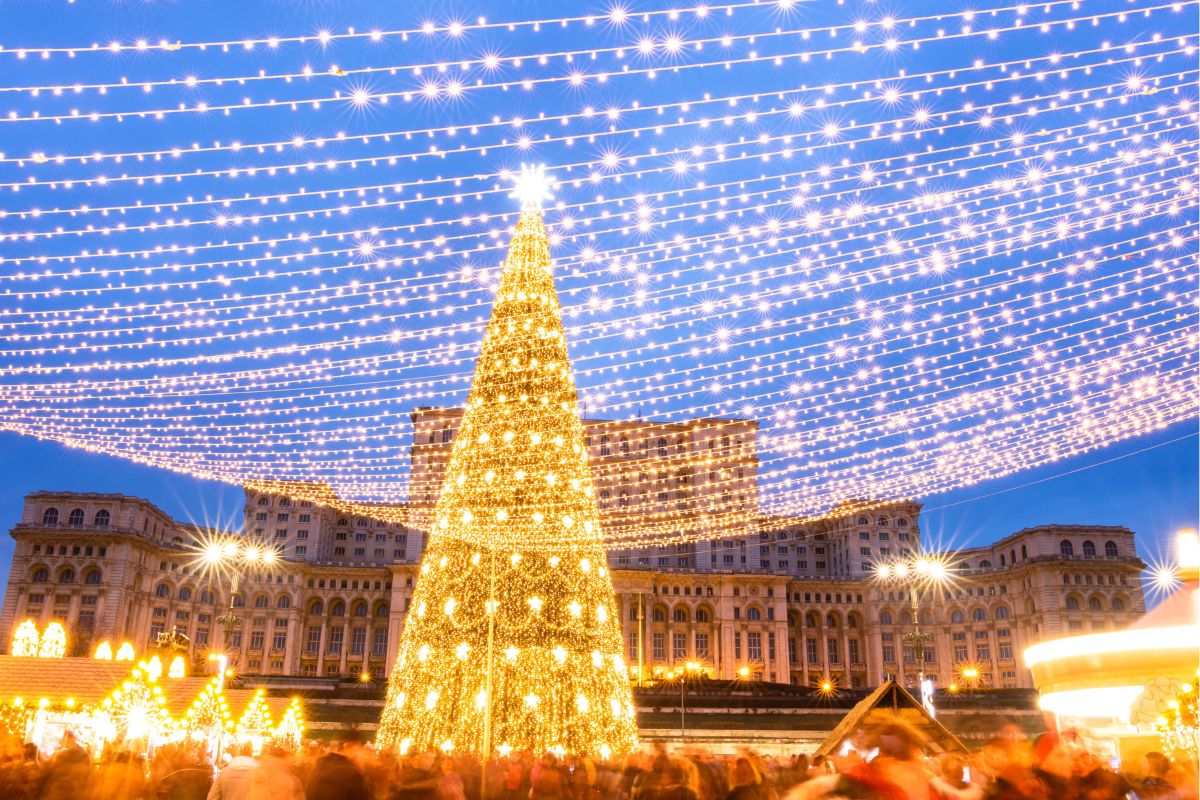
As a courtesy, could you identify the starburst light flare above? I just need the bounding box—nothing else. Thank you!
[377,195,637,757]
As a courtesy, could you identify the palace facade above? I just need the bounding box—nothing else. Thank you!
[0,411,1147,691]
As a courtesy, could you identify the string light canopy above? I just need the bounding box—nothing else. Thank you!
[0,0,1194,544]
[377,172,638,757]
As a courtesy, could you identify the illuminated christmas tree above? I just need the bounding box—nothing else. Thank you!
[377,167,638,759]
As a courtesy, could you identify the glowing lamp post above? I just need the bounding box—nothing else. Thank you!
[197,539,280,683]
[672,660,703,741]
[874,554,954,696]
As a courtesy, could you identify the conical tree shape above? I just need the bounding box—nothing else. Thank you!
[378,207,639,758]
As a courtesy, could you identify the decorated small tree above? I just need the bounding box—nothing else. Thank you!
[10,620,39,657]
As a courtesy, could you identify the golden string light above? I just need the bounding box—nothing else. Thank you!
[0,0,1192,553]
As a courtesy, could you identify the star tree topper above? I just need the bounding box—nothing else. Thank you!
[509,163,556,209]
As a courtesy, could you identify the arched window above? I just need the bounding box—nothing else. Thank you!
[1111,597,1125,612]
[806,612,819,628]
[55,568,75,584]
[352,601,368,617]
[279,497,291,507]
[695,608,710,623]
[254,595,269,608]
[31,567,49,583]
[979,560,992,569]
[673,608,688,623]
[896,518,908,527]
[1088,596,1103,611]
[1065,596,1080,611]
[330,600,346,616]
[42,508,59,525]
[178,586,192,601]
[1082,541,1096,557]
[857,517,869,525]
[995,606,1011,620]
[375,603,389,617]
[68,508,85,526]
[847,614,860,629]
[337,518,348,526]
[652,608,665,622]
[879,611,892,625]
[877,517,888,527]
[1000,555,1006,567]
[277,595,291,609]
[919,610,933,626]
[93,509,110,527]
[1060,540,1075,557]
[1104,541,1119,557]
[200,589,214,604]
[950,610,965,624]
[309,600,323,616]
[232,594,246,608]
[155,584,170,598]
[747,607,762,621]
[972,608,987,622]
[83,568,102,585]
[826,613,838,628]
[257,497,269,506]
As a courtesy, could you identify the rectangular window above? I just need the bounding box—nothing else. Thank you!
[350,627,366,656]
[806,638,818,663]
[328,627,344,654]
[306,626,320,654]
[695,633,709,659]
[954,645,968,662]
[672,632,687,660]
[999,642,1013,660]
[628,631,639,659]
[827,638,840,665]
[882,646,895,663]
[297,530,309,539]
[273,631,287,650]
[299,514,311,523]
[195,629,209,646]
[652,633,665,661]
[747,632,762,661]
[768,632,776,661]
[295,546,307,556]
[924,647,936,664]
[249,631,264,650]
[976,645,991,661]
[848,639,860,664]
[734,633,742,660]
[229,631,242,648]
[788,638,797,662]
[373,629,388,656]
[353,548,365,556]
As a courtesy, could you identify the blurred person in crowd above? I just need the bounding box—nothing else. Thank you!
[93,750,148,800]
[725,756,770,800]
[37,730,93,800]
[530,752,567,800]
[206,744,258,800]
[306,742,369,800]
[1138,752,1182,800]
[248,747,303,800]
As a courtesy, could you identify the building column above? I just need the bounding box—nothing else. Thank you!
[316,622,327,675]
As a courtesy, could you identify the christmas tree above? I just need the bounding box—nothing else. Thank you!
[377,167,638,758]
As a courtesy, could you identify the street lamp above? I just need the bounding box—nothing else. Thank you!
[676,660,703,741]
[874,553,956,690]
[194,536,281,681]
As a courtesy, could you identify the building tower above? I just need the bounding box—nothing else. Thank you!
[376,168,639,758]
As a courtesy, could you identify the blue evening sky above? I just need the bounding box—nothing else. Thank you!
[0,0,1196,592]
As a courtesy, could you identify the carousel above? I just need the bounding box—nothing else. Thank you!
[1024,529,1200,764]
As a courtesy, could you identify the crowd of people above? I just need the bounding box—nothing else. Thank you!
[0,723,1194,800]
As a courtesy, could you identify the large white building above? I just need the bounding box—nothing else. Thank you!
[0,411,1146,690]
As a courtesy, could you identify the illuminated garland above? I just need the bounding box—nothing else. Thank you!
[1155,678,1199,760]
